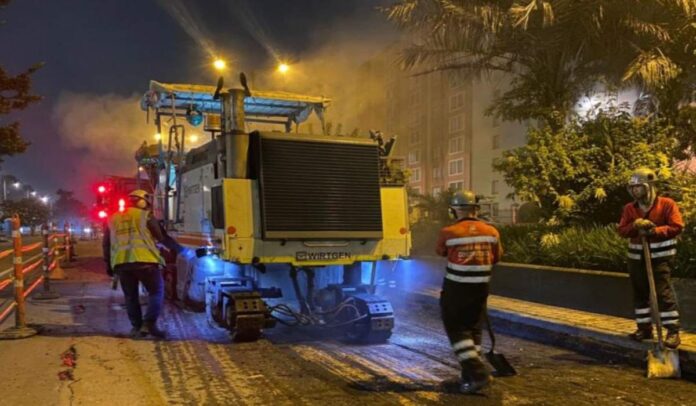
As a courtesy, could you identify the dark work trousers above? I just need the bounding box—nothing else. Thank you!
[116,262,164,329]
[628,257,680,331]
[440,278,489,382]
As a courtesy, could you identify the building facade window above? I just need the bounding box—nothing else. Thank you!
[411,186,421,195]
[448,181,464,191]
[449,159,464,175]
[411,167,421,182]
[449,115,463,133]
[449,137,464,154]
[408,150,420,164]
[432,166,442,179]
[492,134,500,150]
[449,93,465,111]
[432,186,442,196]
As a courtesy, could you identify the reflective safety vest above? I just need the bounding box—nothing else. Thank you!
[436,218,502,284]
[617,196,684,261]
[109,207,164,269]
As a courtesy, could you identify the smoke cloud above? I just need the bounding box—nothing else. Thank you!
[53,93,152,190]
[249,15,401,135]
[52,5,403,202]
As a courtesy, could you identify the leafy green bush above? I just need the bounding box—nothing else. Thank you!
[500,224,695,278]
[674,226,696,279]
[517,202,544,223]
[493,111,680,225]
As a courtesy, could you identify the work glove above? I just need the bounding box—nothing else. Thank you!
[633,218,656,230]
[634,219,656,236]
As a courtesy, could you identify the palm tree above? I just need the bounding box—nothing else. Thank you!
[383,1,696,130]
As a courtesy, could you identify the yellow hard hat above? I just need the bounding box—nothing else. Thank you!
[128,189,151,201]
[450,190,479,207]
[628,167,657,186]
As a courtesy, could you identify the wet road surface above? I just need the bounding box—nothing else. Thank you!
[5,243,694,405]
[50,262,696,405]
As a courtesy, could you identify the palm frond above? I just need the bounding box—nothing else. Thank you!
[621,16,672,42]
[623,49,682,87]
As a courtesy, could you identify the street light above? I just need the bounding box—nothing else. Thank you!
[213,58,226,71]
[154,133,162,141]
[40,196,48,204]
[277,63,290,74]
[189,134,199,143]
[30,191,37,197]
[13,182,20,189]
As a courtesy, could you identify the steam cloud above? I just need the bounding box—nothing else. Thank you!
[53,93,152,188]
[53,4,401,202]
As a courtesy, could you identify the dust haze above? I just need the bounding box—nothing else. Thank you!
[53,93,152,189]
[53,3,407,199]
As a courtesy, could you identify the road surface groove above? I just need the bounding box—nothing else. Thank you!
[2,243,696,405]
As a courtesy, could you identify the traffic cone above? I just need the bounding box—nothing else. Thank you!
[49,256,67,280]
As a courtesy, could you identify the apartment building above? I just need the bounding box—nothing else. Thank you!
[369,62,526,223]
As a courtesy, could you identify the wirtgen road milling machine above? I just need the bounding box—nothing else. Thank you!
[139,75,410,342]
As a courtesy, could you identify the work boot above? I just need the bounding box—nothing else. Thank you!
[628,327,653,342]
[129,326,146,339]
[665,329,681,349]
[459,359,490,394]
[459,375,491,394]
[141,320,166,339]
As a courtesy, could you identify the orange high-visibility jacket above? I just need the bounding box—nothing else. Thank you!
[617,196,684,261]
[436,217,503,284]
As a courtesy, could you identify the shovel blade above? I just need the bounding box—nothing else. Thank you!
[647,348,681,379]
[485,351,517,377]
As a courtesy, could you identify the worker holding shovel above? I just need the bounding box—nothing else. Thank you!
[436,190,511,394]
[618,168,684,353]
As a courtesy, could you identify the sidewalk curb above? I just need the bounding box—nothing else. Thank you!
[409,291,696,378]
[489,307,696,377]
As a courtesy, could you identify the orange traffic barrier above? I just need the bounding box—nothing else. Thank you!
[34,224,61,300]
[0,218,76,336]
[0,215,38,339]
[49,233,66,280]
[0,248,13,261]
[63,222,74,264]
[21,242,43,253]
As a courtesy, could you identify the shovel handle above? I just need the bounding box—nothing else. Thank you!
[641,236,665,350]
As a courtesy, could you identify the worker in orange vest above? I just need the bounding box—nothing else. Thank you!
[617,167,683,348]
[436,190,502,394]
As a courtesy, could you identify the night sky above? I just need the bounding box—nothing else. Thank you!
[1,0,394,202]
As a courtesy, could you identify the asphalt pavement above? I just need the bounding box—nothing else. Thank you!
[0,242,694,405]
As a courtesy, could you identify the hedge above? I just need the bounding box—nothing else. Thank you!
[410,221,696,279]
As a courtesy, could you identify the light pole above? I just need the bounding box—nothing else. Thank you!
[1,176,20,202]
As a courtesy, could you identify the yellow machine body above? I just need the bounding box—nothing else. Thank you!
[218,179,410,266]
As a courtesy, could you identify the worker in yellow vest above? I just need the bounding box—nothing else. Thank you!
[102,189,182,339]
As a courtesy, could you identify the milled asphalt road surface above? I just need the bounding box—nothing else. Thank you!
[0,242,694,405]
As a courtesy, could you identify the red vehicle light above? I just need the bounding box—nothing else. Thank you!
[98,210,107,219]
[118,198,126,212]
[98,185,106,194]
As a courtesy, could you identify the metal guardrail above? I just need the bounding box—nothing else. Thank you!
[0,217,76,339]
